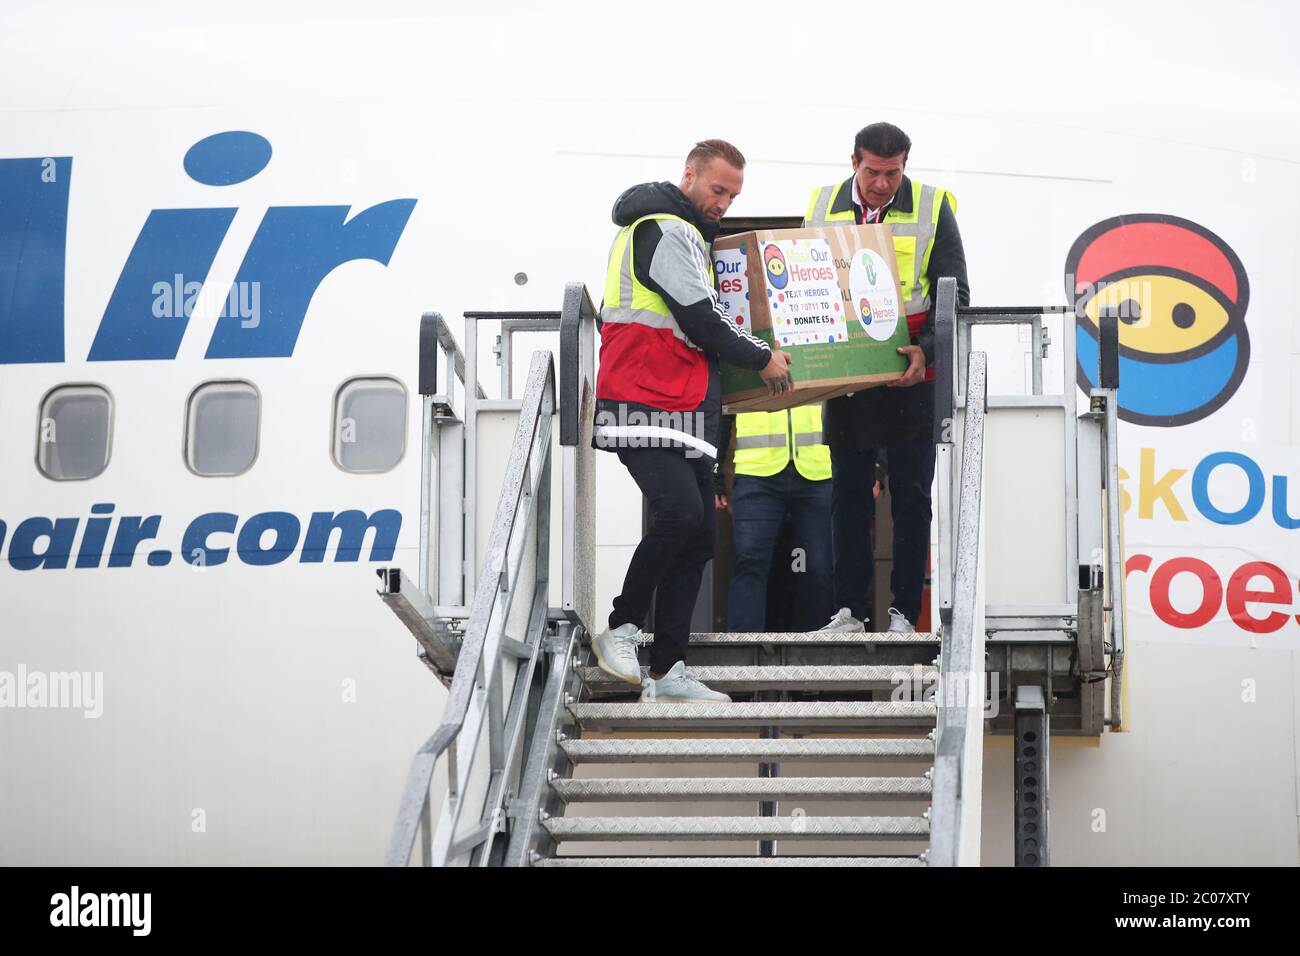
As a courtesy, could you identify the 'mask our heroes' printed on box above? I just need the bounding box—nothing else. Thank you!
[715,224,910,412]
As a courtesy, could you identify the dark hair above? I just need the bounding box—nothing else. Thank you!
[686,138,746,170]
[853,122,911,161]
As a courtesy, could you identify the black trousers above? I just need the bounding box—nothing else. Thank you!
[830,438,936,625]
[608,447,714,674]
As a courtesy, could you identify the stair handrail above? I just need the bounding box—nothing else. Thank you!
[385,349,556,866]
[929,344,988,867]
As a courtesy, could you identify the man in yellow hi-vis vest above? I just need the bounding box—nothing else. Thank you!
[716,405,834,632]
[805,122,969,634]
[590,139,794,703]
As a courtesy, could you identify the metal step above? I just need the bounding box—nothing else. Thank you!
[618,631,939,646]
[551,775,932,803]
[559,736,935,764]
[567,700,937,731]
[577,664,937,693]
[543,815,930,842]
[538,855,924,867]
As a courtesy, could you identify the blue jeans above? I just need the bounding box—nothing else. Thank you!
[727,466,834,632]
[830,439,935,625]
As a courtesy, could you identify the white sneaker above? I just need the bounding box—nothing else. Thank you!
[591,623,644,685]
[888,607,915,633]
[640,661,731,703]
[819,607,867,633]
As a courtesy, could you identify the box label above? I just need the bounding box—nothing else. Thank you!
[848,247,902,342]
[762,238,847,347]
[717,224,909,412]
[713,247,750,333]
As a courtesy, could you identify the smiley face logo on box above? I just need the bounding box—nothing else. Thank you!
[858,297,873,325]
[763,243,789,289]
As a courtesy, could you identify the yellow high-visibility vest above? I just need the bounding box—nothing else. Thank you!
[733,405,831,481]
[602,213,712,319]
[804,177,955,317]
[599,212,715,412]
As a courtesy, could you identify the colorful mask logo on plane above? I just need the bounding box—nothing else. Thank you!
[763,243,788,289]
[1065,214,1249,427]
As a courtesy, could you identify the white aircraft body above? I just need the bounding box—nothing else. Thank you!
[1,0,1297,864]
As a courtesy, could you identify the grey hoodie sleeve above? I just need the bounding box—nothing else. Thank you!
[633,219,772,371]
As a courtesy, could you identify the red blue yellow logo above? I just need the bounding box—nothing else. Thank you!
[1065,214,1249,427]
[763,243,789,290]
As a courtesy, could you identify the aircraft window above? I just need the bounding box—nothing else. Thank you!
[185,381,260,476]
[333,376,407,473]
[37,384,113,480]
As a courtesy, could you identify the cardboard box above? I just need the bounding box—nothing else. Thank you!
[715,224,910,412]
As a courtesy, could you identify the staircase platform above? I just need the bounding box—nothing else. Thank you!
[538,855,925,867]
[577,664,938,694]
[611,630,939,646]
[543,814,930,842]
[558,736,935,764]
[567,700,937,732]
[552,775,932,802]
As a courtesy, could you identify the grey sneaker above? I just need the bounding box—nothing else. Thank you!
[888,607,915,633]
[641,661,731,703]
[819,606,867,633]
[591,623,644,685]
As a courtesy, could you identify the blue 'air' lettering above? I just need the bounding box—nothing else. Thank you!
[88,208,237,360]
[0,157,72,364]
[75,502,116,569]
[1,507,401,571]
[0,131,416,365]
[206,200,416,359]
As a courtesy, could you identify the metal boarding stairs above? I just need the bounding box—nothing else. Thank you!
[377,278,1126,866]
